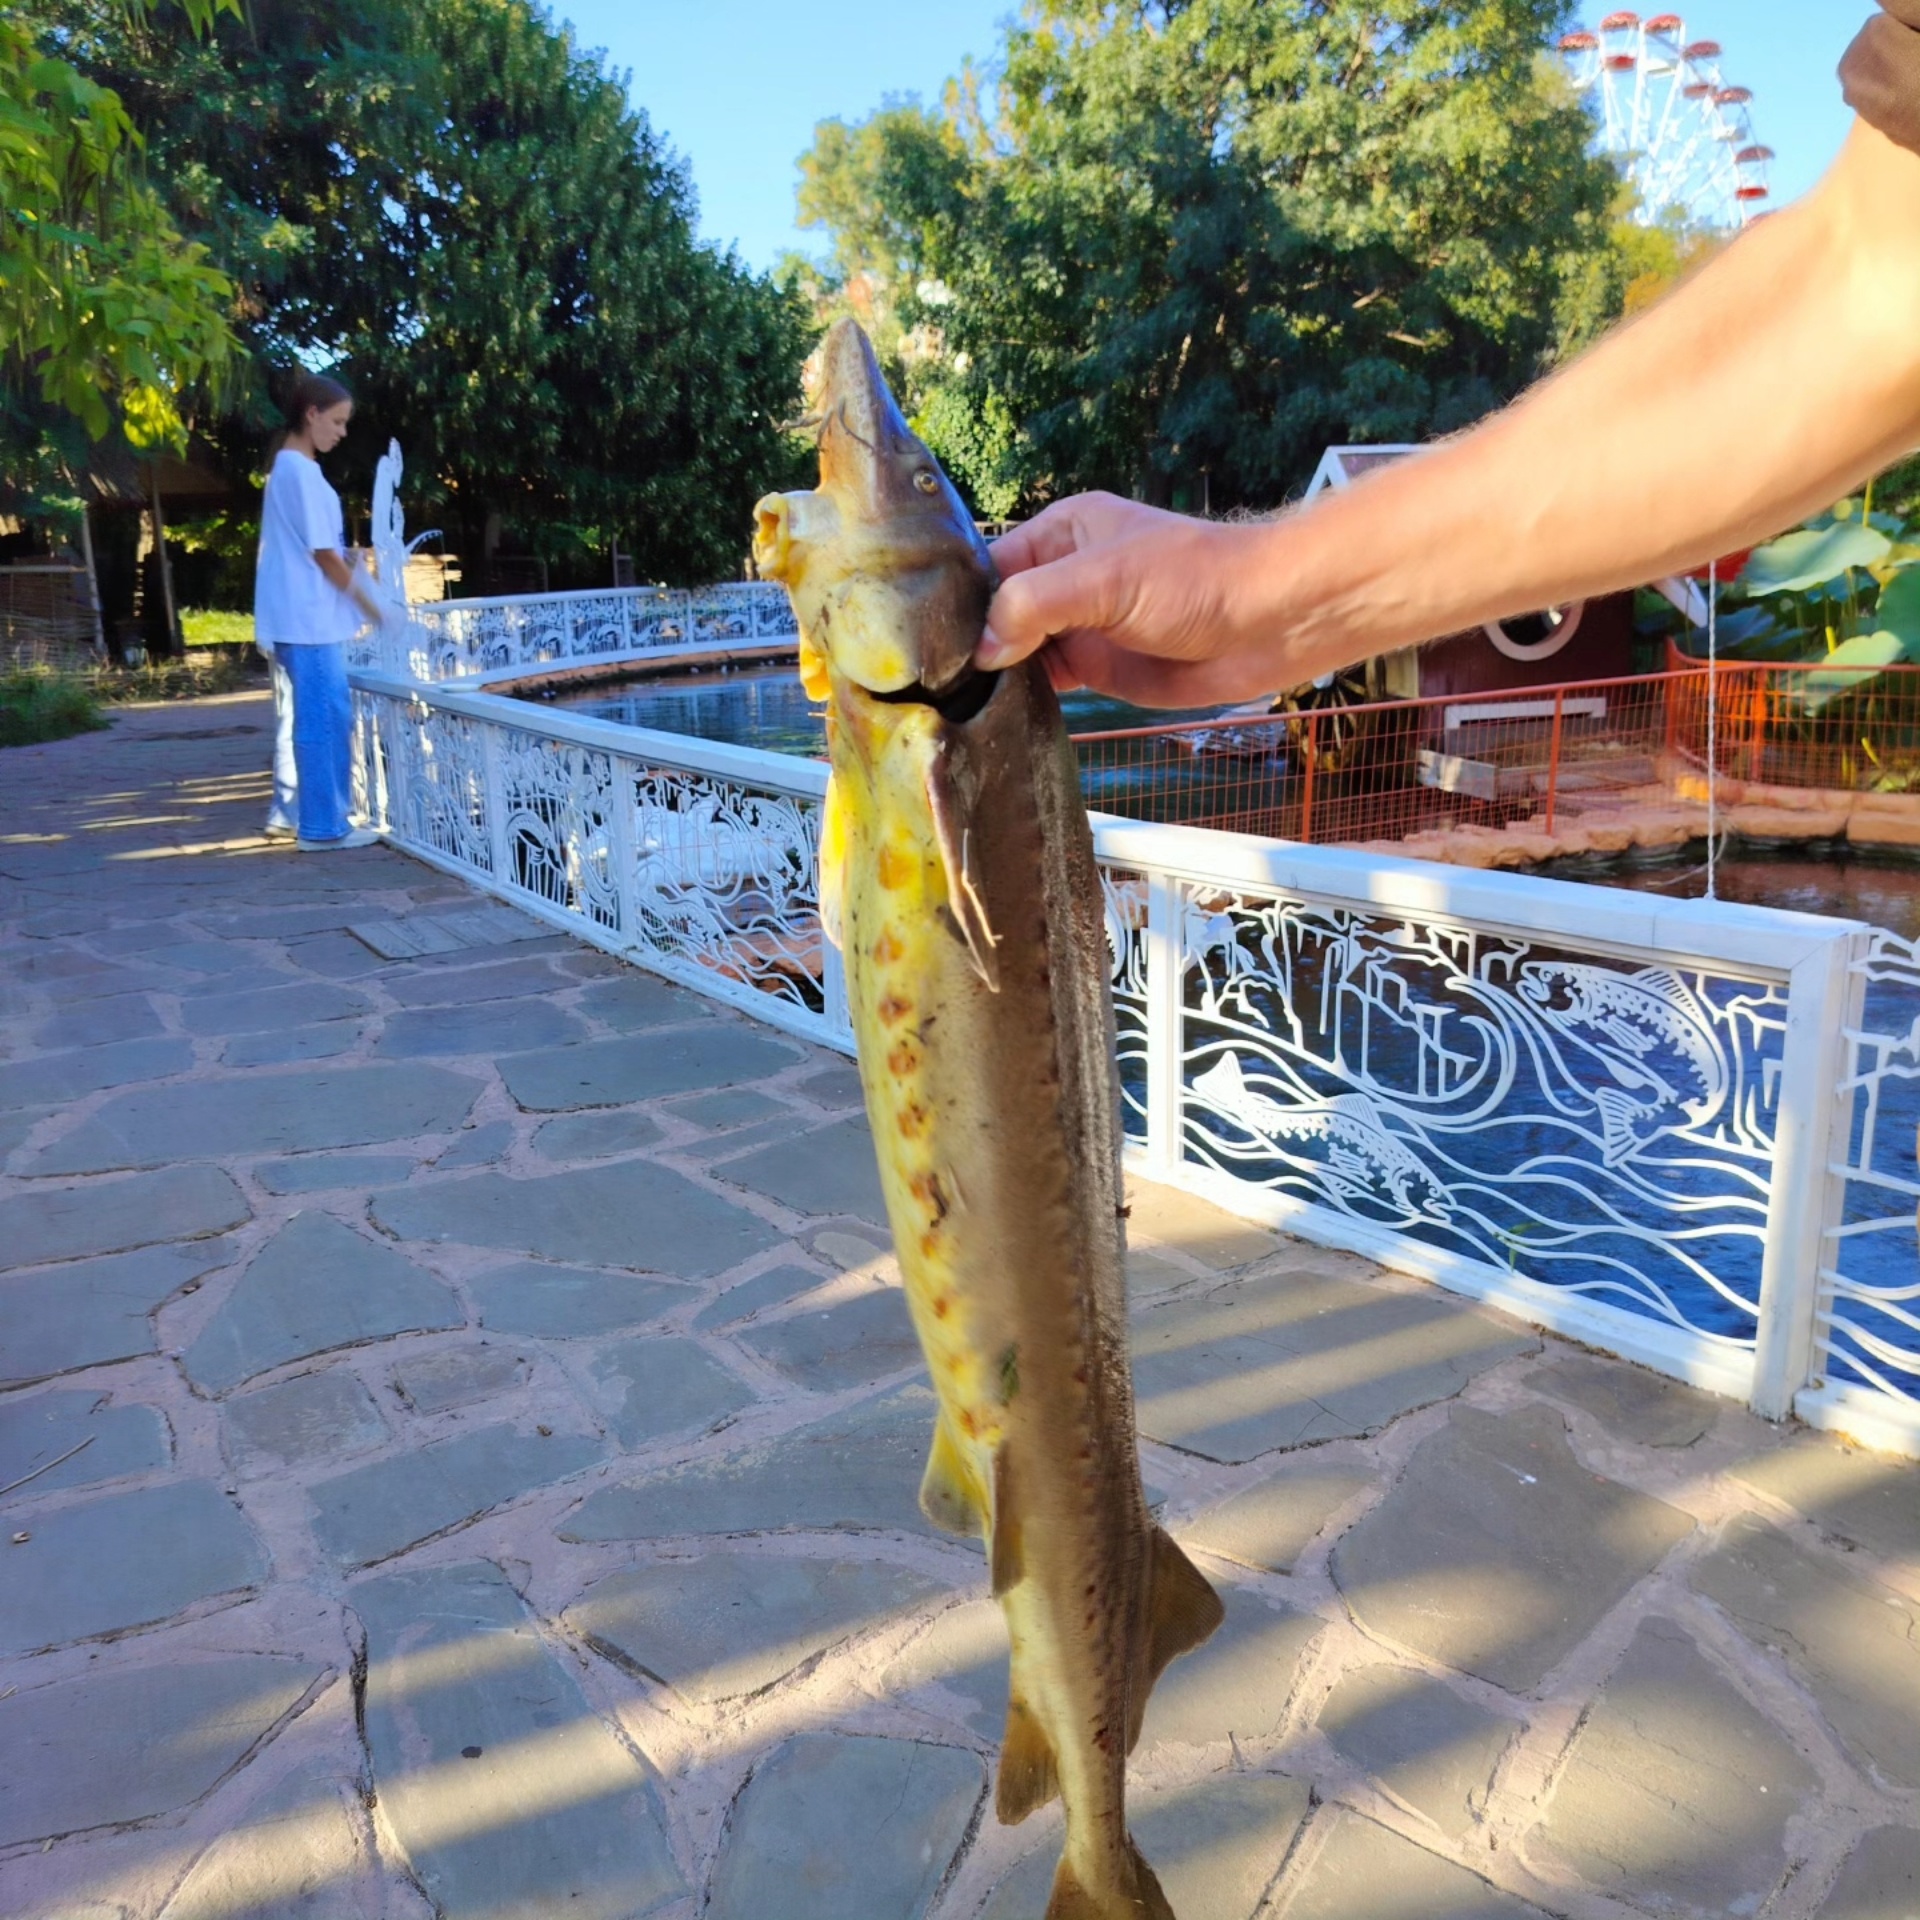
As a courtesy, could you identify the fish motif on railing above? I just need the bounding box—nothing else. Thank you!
[1514,961,1730,1164]
[1107,885,1788,1345]
[1826,928,1920,1405]
[1193,1052,1452,1224]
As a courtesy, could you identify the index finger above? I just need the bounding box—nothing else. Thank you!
[980,544,1134,670]
[988,500,1090,579]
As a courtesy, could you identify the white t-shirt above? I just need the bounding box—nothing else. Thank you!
[254,448,358,647]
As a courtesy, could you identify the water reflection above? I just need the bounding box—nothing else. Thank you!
[536,663,1222,755]
[1544,845,1920,941]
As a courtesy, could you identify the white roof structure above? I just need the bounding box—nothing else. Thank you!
[1303,445,1422,502]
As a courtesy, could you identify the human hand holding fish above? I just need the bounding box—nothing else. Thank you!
[979,493,1292,709]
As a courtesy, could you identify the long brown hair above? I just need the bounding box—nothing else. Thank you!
[266,370,352,462]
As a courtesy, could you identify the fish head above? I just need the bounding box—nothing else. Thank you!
[1516,964,1562,1007]
[752,318,993,701]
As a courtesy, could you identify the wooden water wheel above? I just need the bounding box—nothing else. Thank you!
[1271,661,1381,775]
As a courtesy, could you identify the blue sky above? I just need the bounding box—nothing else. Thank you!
[555,1,1861,274]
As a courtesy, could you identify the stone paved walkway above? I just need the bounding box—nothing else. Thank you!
[2,692,1918,1920]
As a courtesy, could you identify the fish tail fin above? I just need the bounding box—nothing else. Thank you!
[996,1693,1060,1824]
[1127,1527,1226,1752]
[1044,1839,1179,1920]
[1591,1084,1643,1166]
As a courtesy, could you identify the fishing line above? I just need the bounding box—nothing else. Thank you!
[1705,558,1719,900]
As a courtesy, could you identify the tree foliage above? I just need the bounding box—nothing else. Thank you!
[799,0,1623,517]
[43,0,811,584]
[345,0,810,583]
[1,0,238,513]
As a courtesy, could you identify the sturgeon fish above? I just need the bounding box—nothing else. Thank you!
[753,319,1223,1920]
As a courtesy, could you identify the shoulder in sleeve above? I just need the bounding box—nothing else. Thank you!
[291,455,344,552]
[1843,2,1920,156]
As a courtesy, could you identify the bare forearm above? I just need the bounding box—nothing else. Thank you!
[1256,121,1920,674]
[314,549,382,620]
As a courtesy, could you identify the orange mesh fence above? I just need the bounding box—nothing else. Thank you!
[1069,652,1920,846]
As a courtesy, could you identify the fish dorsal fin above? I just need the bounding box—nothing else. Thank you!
[1127,1526,1226,1753]
[989,1444,1023,1597]
[924,752,1001,993]
[1195,1051,1245,1098]
[1635,966,1698,1012]
[1044,1840,1177,1920]
[818,770,847,954]
[917,1412,984,1538]
[997,1694,1060,1825]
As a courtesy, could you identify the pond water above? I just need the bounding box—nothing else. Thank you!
[1540,845,1920,940]
[537,664,1920,933]
[534,661,1211,752]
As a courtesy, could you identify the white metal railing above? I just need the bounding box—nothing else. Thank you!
[351,669,840,1047]
[1801,927,1920,1453]
[348,668,1918,1456]
[348,581,797,684]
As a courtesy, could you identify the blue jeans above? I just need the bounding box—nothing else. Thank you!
[266,653,298,832]
[278,643,353,842]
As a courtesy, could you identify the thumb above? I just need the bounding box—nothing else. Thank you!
[979,547,1131,670]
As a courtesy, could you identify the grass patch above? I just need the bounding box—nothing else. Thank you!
[0,671,111,748]
[181,608,255,648]
[97,650,267,703]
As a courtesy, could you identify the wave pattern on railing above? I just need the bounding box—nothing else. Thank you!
[1826,930,1920,1408]
[1106,874,1784,1352]
[350,582,797,681]
[354,684,834,1036]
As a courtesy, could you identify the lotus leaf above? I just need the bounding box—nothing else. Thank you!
[1740,523,1891,596]
[1796,630,1908,716]
[1874,565,1920,648]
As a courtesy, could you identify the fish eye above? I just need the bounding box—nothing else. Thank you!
[913,470,939,494]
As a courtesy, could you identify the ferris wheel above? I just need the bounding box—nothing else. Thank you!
[1559,12,1772,230]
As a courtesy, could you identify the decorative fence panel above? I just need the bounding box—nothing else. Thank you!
[350,581,797,683]
[1798,929,1920,1451]
[1093,820,1862,1416]
[353,673,842,1047]
[350,667,1918,1455]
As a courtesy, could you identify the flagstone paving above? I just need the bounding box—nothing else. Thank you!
[3,693,1919,1920]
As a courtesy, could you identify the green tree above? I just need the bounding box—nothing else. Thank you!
[800,0,1621,517]
[48,0,811,585]
[338,0,811,584]
[1,0,238,512]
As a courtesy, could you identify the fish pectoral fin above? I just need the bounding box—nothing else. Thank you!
[918,1413,984,1538]
[924,753,1001,993]
[1591,1084,1644,1164]
[1127,1527,1226,1752]
[797,629,832,702]
[818,770,847,954]
[1044,1841,1176,1920]
[996,1694,1060,1825]
[988,1444,1022,1597]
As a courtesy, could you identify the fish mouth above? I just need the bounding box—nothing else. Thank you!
[870,666,1001,726]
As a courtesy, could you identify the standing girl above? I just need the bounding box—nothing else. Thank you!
[254,372,389,849]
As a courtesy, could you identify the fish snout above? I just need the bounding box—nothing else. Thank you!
[752,490,841,586]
